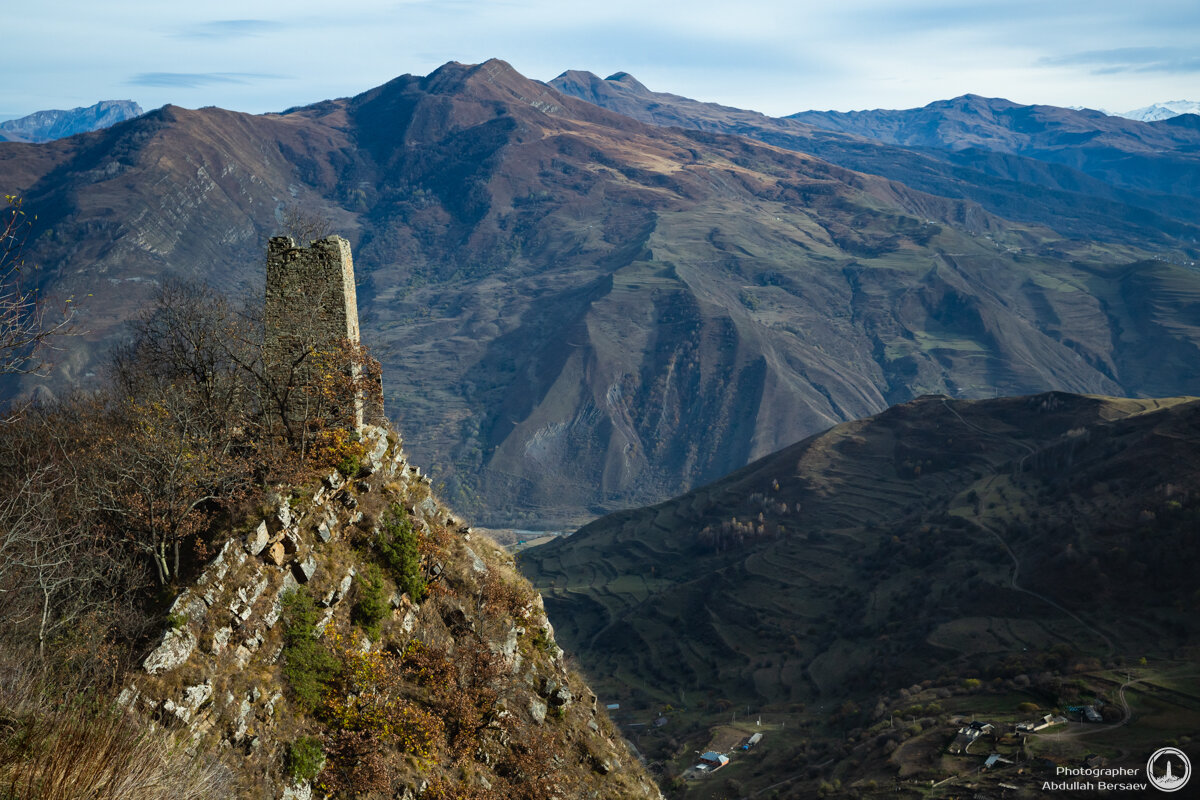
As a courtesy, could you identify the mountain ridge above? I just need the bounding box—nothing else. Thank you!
[786,93,1200,200]
[1118,99,1200,121]
[5,60,1200,527]
[0,99,143,143]
[550,71,1200,252]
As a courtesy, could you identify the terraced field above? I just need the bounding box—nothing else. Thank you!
[520,391,1200,797]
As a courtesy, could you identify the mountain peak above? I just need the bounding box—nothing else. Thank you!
[1119,99,1200,122]
[938,93,1020,111]
[604,72,649,92]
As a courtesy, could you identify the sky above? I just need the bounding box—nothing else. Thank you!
[5,1,1199,120]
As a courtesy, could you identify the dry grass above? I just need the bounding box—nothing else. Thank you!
[0,670,231,800]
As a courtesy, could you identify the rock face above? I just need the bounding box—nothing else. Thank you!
[245,521,270,555]
[142,627,197,675]
[122,424,661,800]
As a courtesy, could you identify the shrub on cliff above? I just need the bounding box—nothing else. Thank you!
[376,503,425,601]
[350,563,389,637]
[281,589,339,713]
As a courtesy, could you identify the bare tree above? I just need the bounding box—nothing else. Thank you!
[0,470,90,658]
[83,386,253,586]
[1,195,73,382]
[0,406,143,670]
[279,203,334,245]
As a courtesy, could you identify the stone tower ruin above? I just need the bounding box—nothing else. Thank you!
[264,235,365,430]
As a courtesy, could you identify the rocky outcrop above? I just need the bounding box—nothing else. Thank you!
[122,424,662,800]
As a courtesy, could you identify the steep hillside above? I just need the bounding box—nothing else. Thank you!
[120,424,662,800]
[5,61,1200,528]
[521,392,1200,796]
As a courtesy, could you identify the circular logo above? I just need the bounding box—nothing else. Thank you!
[1147,747,1191,793]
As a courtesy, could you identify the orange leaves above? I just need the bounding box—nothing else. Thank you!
[320,629,442,758]
[479,571,536,620]
[307,424,366,478]
[399,638,505,761]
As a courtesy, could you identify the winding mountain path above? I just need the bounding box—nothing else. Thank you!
[940,398,1116,657]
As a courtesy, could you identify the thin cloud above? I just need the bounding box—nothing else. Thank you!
[128,72,289,88]
[1040,47,1200,74]
[176,20,284,40]
[514,23,817,76]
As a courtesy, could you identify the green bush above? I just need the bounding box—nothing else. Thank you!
[336,453,361,478]
[376,503,426,601]
[285,735,325,781]
[351,563,389,637]
[281,589,339,713]
[530,627,554,653]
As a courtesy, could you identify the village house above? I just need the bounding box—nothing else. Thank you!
[948,720,994,754]
[1016,714,1067,733]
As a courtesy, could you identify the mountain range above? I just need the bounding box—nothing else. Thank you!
[551,72,1200,248]
[0,99,143,143]
[3,61,1200,529]
[5,61,1200,798]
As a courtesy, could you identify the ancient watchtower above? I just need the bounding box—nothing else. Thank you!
[264,235,364,429]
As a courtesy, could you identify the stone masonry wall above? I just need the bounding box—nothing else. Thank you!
[263,235,363,428]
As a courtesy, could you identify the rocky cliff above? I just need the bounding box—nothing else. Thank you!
[119,424,661,800]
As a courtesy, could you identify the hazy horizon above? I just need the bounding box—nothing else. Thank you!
[4,1,1198,121]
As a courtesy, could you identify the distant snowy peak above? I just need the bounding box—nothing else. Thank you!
[1117,100,1200,122]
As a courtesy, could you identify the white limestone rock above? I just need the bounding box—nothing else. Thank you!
[321,569,354,607]
[183,681,213,714]
[465,545,487,575]
[169,589,207,624]
[210,626,232,654]
[230,573,269,622]
[143,628,197,675]
[292,555,317,583]
[364,428,389,472]
[281,782,312,800]
[245,521,270,555]
[314,607,335,637]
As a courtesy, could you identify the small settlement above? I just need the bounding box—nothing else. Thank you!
[686,733,766,778]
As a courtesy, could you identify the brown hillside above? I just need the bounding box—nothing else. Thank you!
[4,61,1200,528]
